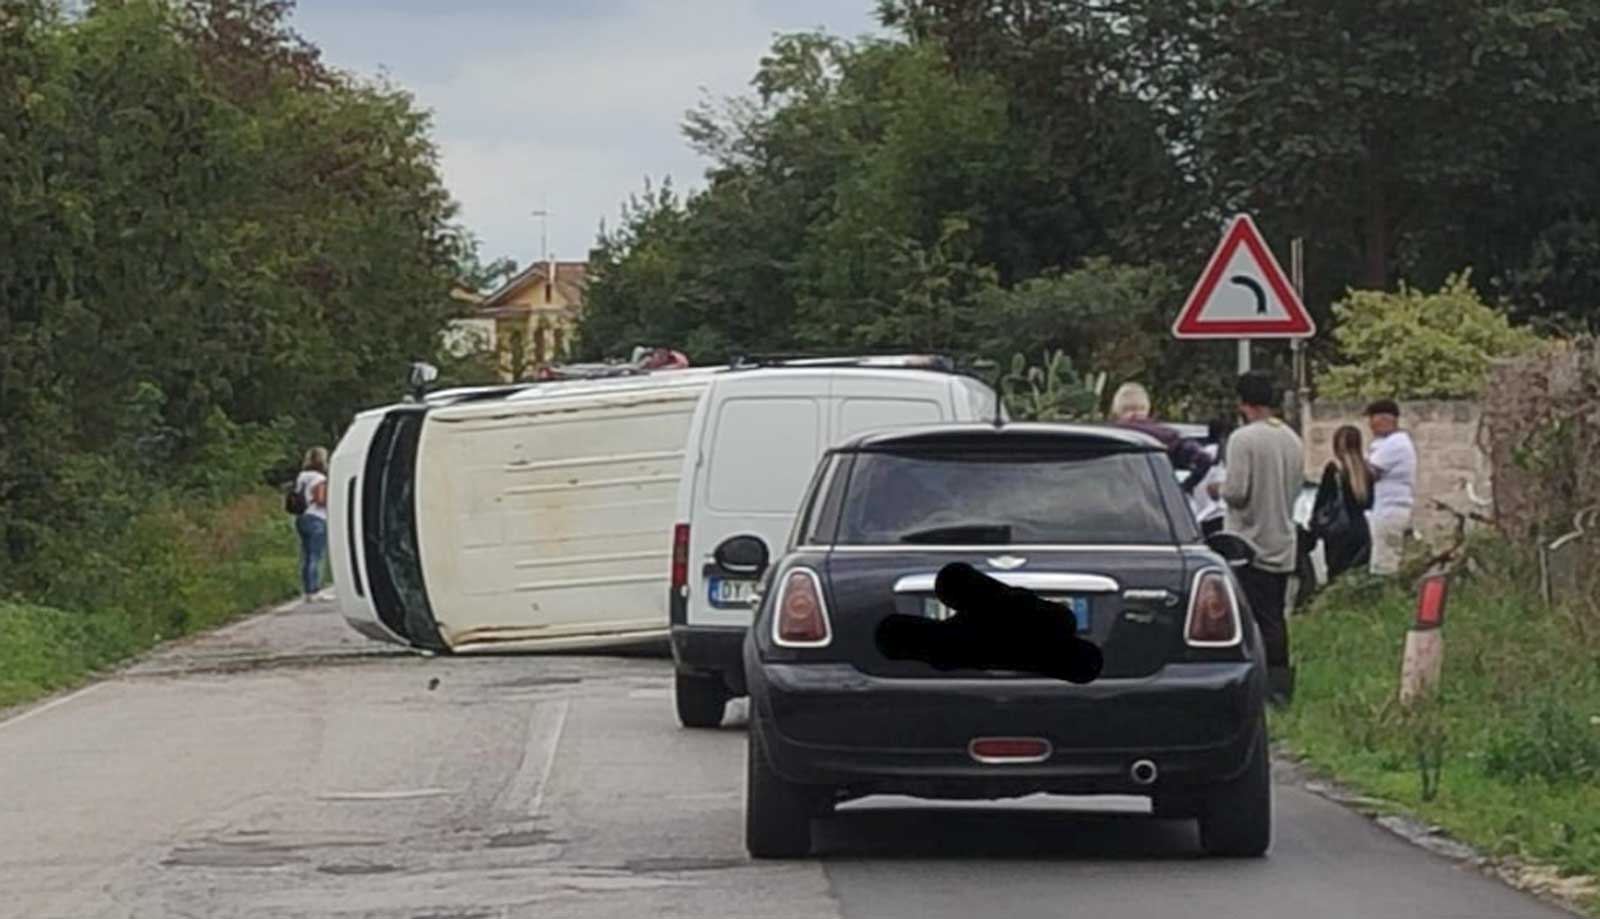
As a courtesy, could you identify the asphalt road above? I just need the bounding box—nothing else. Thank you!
[0,600,1576,919]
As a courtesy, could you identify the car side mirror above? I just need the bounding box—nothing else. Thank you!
[714,534,769,578]
[1206,531,1257,568]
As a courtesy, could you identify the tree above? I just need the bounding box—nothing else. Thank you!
[0,0,464,583]
[1117,0,1600,299]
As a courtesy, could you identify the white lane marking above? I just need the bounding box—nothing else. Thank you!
[0,682,105,732]
[530,697,571,817]
[318,788,456,801]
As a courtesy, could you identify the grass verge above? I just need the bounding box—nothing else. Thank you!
[0,492,300,710]
[1274,567,1600,915]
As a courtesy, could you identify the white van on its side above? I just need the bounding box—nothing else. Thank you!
[667,360,999,727]
[330,368,722,653]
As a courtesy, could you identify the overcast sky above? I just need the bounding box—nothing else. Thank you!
[290,1,884,271]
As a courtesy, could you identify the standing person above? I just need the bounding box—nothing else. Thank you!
[1364,399,1417,576]
[295,447,331,602]
[1189,417,1232,538]
[1310,425,1374,580]
[1109,382,1213,493]
[1208,372,1303,704]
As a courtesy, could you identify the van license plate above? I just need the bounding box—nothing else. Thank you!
[923,595,1091,632]
[708,577,756,609]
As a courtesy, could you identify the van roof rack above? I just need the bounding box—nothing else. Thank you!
[725,352,957,373]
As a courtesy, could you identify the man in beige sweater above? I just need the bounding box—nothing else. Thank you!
[1207,371,1304,704]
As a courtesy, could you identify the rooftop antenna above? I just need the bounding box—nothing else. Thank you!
[530,197,552,264]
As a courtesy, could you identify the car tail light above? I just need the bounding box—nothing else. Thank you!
[774,568,831,647]
[671,524,689,592]
[1185,569,1240,646]
[969,737,1052,763]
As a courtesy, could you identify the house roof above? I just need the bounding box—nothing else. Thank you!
[481,260,589,309]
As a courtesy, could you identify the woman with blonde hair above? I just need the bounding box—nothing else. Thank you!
[294,446,331,601]
[1310,425,1373,580]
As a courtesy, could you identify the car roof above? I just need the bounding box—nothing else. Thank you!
[835,422,1166,453]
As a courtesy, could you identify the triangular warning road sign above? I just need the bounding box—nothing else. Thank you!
[1172,214,1315,339]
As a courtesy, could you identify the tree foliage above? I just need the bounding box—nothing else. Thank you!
[0,0,469,590]
[1319,273,1543,400]
[581,0,1600,389]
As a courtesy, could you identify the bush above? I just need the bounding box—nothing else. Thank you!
[0,490,298,708]
[1319,271,1542,400]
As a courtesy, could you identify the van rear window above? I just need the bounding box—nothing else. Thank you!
[834,450,1174,546]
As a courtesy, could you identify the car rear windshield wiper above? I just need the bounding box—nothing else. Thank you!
[899,522,1012,545]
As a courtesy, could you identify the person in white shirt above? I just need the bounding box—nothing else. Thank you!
[1188,418,1232,537]
[1364,399,1417,576]
[295,447,331,601]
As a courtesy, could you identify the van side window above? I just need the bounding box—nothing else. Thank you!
[708,397,822,513]
[837,398,943,441]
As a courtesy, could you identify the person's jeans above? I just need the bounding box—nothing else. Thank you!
[1237,564,1290,670]
[296,513,328,596]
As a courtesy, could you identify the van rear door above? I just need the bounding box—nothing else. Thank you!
[686,377,828,630]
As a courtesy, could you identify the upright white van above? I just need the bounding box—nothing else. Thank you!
[667,358,999,727]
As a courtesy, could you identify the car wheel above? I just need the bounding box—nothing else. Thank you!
[1198,717,1272,857]
[745,725,814,858]
[675,672,728,728]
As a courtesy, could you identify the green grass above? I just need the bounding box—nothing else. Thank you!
[0,493,300,709]
[1275,565,1600,914]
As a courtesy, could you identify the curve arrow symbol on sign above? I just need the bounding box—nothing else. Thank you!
[1229,275,1268,315]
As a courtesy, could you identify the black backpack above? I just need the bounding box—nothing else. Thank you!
[284,481,307,516]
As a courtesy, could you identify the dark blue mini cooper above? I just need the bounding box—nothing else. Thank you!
[734,423,1270,858]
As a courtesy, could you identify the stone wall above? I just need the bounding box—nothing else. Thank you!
[1299,400,1489,540]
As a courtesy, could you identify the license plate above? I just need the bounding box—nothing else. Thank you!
[708,577,756,609]
[923,595,1091,632]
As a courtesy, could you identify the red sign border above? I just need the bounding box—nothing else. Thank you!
[1172,214,1316,339]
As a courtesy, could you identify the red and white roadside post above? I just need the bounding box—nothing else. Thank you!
[1399,574,1449,705]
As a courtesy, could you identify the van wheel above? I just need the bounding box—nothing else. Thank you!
[746,726,813,858]
[1198,717,1272,857]
[675,672,728,728]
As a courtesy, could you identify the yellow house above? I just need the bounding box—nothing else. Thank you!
[478,260,588,381]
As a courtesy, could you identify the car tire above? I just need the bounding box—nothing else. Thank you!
[1198,717,1272,857]
[675,672,728,728]
[745,725,814,858]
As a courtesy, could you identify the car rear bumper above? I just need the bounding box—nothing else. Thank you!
[746,660,1264,796]
[670,625,748,694]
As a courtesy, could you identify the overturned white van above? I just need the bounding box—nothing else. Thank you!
[327,356,996,657]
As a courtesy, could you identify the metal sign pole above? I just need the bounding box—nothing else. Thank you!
[1237,339,1251,374]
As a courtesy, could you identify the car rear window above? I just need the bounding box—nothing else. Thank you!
[833,450,1175,546]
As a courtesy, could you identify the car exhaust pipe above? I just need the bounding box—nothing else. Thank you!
[1129,759,1158,786]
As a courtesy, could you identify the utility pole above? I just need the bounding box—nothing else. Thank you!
[1289,237,1307,430]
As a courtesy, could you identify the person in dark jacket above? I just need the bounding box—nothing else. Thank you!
[1109,382,1213,494]
[1310,425,1374,580]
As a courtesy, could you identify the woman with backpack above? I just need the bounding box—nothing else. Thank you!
[290,447,331,602]
[1310,425,1374,581]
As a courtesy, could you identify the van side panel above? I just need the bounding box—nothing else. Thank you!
[416,384,707,650]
